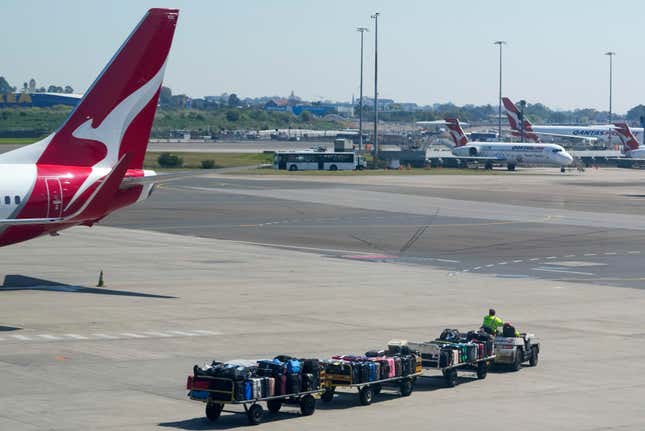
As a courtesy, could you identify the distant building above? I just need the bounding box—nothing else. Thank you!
[0,92,81,108]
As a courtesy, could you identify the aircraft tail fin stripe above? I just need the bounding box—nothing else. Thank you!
[613,122,640,152]
[444,118,469,147]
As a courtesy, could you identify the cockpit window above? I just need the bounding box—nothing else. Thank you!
[552,148,562,153]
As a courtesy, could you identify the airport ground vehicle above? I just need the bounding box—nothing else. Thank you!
[494,334,540,371]
[273,150,366,171]
[187,374,323,425]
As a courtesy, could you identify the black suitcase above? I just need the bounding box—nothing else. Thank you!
[301,373,315,391]
[401,355,411,375]
[351,364,361,384]
[303,359,320,374]
[360,363,370,383]
[286,373,301,394]
[440,349,451,368]
[234,380,245,401]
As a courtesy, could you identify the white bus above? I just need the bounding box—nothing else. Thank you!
[273,151,366,171]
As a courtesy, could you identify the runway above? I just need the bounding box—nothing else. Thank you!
[1,168,645,430]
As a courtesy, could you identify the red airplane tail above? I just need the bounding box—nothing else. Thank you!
[6,8,178,170]
[502,97,540,142]
[445,118,469,147]
[613,122,640,152]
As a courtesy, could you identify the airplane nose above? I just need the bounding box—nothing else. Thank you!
[562,153,574,165]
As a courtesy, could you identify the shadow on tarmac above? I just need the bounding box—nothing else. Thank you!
[0,275,176,299]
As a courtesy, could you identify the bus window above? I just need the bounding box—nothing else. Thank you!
[4,196,9,205]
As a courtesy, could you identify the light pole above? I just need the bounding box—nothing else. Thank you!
[357,27,368,152]
[519,99,526,143]
[605,51,616,124]
[371,12,380,165]
[494,41,507,141]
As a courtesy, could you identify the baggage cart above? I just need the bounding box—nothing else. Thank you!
[410,340,495,387]
[421,354,496,387]
[321,372,422,406]
[187,375,324,425]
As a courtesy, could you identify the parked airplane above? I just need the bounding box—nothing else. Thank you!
[613,122,645,158]
[444,118,574,172]
[0,8,179,247]
[501,97,643,143]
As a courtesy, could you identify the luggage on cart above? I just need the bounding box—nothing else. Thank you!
[275,373,286,395]
[368,361,378,381]
[286,359,301,374]
[244,380,253,400]
[267,377,275,397]
[401,355,411,375]
[440,328,462,342]
[387,339,411,355]
[302,373,316,391]
[234,380,246,401]
[286,373,301,394]
[366,350,385,357]
[257,359,285,377]
[393,357,402,376]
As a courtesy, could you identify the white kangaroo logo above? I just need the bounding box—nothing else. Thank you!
[65,62,166,211]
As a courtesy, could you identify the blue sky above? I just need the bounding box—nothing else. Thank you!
[2,0,642,112]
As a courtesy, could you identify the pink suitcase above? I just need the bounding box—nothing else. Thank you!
[386,358,396,378]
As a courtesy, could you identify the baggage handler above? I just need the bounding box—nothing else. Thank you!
[481,309,504,335]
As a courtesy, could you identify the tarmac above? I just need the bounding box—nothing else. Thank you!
[1,167,645,430]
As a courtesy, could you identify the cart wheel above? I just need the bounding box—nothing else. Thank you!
[529,346,539,367]
[267,399,282,414]
[247,404,263,425]
[400,379,413,397]
[321,388,335,403]
[359,386,374,405]
[299,394,316,416]
[477,361,488,379]
[373,384,382,396]
[444,369,458,387]
[512,348,523,372]
[205,401,223,422]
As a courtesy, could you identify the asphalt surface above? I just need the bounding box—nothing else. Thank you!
[1,167,645,430]
[105,168,645,288]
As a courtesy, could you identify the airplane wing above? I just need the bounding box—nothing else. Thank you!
[528,131,599,141]
[119,164,271,189]
[0,217,64,225]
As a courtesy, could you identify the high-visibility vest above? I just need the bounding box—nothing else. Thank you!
[482,315,503,333]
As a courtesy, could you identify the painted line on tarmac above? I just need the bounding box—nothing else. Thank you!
[532,267,595,276]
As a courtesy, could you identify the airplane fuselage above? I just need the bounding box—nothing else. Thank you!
[452,142,574,166]
[0,164,153,246]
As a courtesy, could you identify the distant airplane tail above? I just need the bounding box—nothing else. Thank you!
[502,97,540,142]
[613,122,640,153]
[0,8,178,170]
[444,118,469,147]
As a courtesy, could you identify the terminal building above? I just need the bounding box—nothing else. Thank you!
[0,92,81,108]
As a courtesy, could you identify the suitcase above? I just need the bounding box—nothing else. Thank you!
[452,349,460,365]
[234,380,246,401]
[386,358,396,378]
[440,349,451,368]
[303,359,321,375]
[366,350,385,357]
[394,357,402,377]
[371,361,380,381]
[349,363,359,383]
[267,377,275,397]
[376,359,389,379]
[286,359,301,374]
[360,363,370,383]
[400,355,410,375]
[286,373,301,394]
[244,380,253,400]
[301,373,315,391]
[252,378,263,399]
[275,374,286,395]
[262,377,269,398]
[257,360,284,377]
